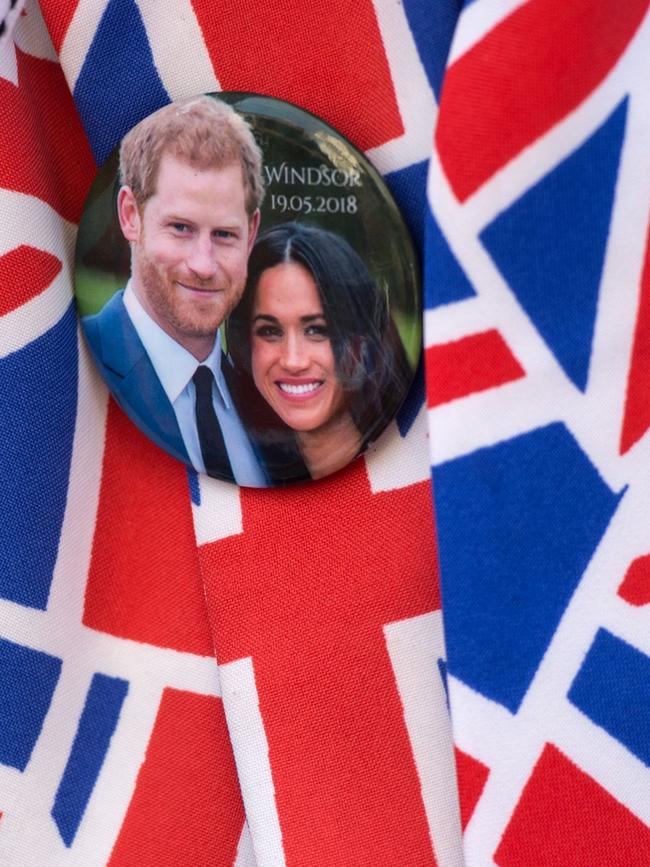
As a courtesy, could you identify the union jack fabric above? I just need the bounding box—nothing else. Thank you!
[0,1,648,865]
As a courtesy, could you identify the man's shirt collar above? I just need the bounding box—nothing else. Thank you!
[123,280,231,408]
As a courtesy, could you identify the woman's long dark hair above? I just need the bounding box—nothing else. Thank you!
[228,222,413,448]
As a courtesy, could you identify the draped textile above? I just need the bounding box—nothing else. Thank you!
[0,1,648,864]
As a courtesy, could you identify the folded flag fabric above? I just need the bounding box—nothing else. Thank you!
[0,1,648,865]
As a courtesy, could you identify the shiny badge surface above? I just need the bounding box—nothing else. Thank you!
[75,93,420,486]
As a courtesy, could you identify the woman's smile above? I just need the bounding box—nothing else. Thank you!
[276,378,325,399]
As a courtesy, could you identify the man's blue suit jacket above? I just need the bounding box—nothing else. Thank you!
[83,290,283,483]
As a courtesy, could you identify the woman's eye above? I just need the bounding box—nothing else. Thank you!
[305,324,329,338]
[254,325,282,339]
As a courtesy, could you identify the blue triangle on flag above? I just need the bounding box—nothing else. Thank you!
[385,159,429,255]
[396,357,424,436]
[0,306,77,610]
[424,207,476,308]
[73,0,169,165]
[401,0,460,99]
[480,99,628,391]
[187,466,201,506]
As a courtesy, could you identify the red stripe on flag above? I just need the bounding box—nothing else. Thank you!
[455,747,489,831]
[190,0,404,151]
[0,246,61,316]
[426,330,524,408]
[199,460,440,864]
[495,744,650,866]
[109,689,244,867]
[618,554,650,607]
[436,0,649,201]
[83,400,214,656]
[620,223,650,453]
[0,47,95,223]
[39,0,80,53]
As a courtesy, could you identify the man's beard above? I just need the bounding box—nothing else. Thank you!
[138,252,240,340]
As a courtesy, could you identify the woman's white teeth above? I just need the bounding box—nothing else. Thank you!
[279,382,320,395]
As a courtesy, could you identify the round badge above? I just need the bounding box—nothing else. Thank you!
[75,93,421,486]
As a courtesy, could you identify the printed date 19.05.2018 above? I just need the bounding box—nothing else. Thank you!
[269,194,358,215]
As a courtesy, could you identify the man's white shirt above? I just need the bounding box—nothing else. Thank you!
[123,282,267,486]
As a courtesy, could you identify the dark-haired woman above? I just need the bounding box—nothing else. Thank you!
[228,222,413,480]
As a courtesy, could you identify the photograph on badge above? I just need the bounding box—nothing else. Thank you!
[75,93,421,487]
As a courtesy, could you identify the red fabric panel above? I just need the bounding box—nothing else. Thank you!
[200,461,440,864]
[618,554,650,607]
[0,47,95,223]
[39,0,80,53]
[454,747,489,831]
[495,744,650,866]
[620,223,650,453]
[191,0,404,151]
[0,246,61,316]
[109,689,244,866]
[425,330,524,408]
[436,0,649,201]
[83,400,214,656]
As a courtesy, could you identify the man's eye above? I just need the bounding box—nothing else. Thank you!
[215,229,235,239]
[171,223,190,233]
